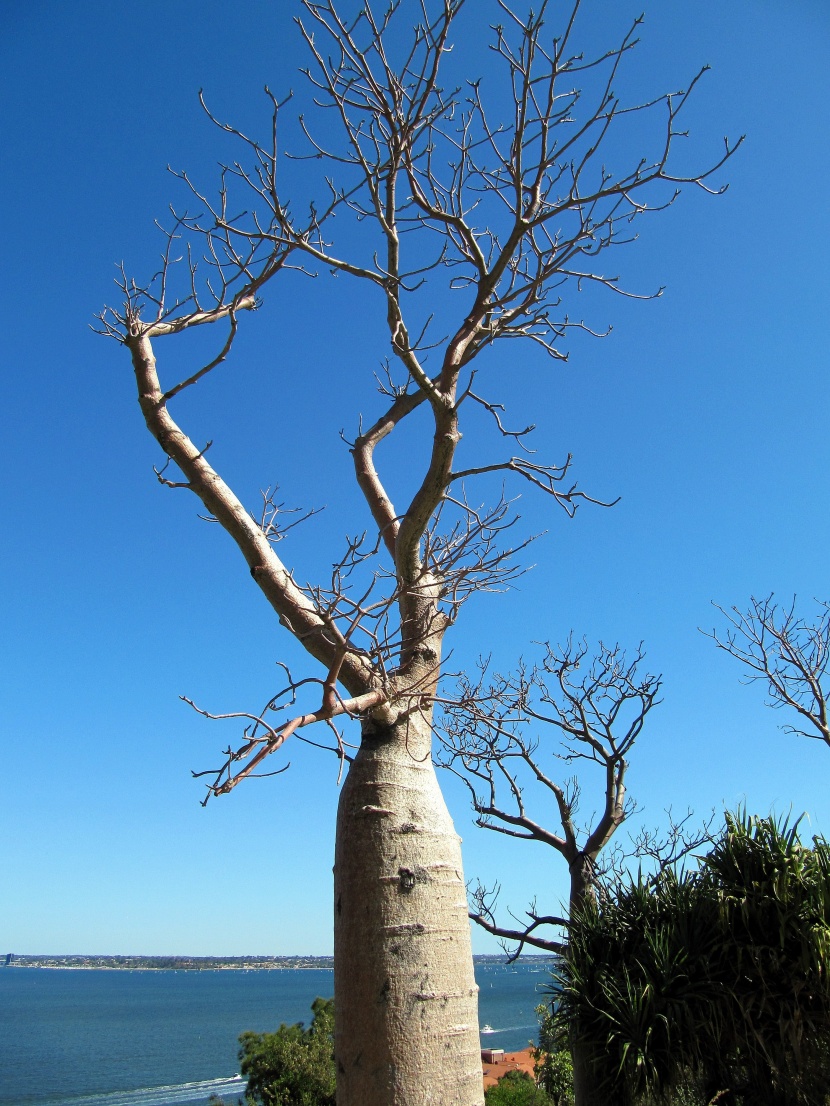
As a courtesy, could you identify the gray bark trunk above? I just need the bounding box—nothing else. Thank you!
[571,1039,600,1106]
[334,711,483,1105]
[569,856,600,1106]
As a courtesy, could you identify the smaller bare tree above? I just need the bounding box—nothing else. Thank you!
[439,638,709,957]
[440,637,714,1106]
[708,595,830,747]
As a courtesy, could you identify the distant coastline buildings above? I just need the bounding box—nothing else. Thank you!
[3,952,554,971]
[4,954,336,971]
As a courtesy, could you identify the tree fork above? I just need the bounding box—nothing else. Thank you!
[99,6,742,1104]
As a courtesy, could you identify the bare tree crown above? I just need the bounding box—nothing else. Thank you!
[442,640,649,948]
[708,595,830,747]
[96,0,740,799]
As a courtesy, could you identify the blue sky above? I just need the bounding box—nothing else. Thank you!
[1,0,829,956]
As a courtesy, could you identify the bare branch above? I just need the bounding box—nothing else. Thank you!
[102,0,738,817]
[186,681,384,804]
[254,486,325,547]
[594,806,717,888]
[439,637,663,954]
[448,454,619,517]
[468,882,567,960]
[707,595,830,747]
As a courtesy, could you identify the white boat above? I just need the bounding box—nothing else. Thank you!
[481,1024,495,1034]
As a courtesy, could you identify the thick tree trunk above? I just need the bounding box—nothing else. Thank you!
[571,1041,600,1106]
[569,857,601,1106]
[334,710,483,1106]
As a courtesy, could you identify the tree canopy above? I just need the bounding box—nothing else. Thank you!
[239,997,336,1106]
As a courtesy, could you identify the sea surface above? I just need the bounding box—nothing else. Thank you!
[0,960,556,1106]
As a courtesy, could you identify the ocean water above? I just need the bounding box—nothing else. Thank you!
[0,961,555,1106]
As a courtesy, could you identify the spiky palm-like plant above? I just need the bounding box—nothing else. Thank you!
[552,812,830,1105]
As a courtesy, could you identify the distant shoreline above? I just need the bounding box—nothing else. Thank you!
[3,953,555,972]
[5,963,332,971]
[3,956,334,971]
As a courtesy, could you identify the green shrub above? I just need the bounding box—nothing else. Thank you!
[553,811,830,1105]
[484,1068,553,1106]
[532,1004,574,1106]
[238,997,335,1106]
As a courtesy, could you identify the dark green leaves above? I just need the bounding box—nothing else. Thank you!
[553,813,830,1105]
[238,997,336,1106]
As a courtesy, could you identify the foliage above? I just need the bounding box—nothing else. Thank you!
[238,997,335,1106]
[485,1068,553,1106]
[553,812,830,1105]
[533,1004,574,1106]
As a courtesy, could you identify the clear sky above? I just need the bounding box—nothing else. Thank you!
[1,0,829,957]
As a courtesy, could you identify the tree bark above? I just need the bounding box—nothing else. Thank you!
[571,1043,601,1106]
[569,857,601,1106]
[334,709,483,1106]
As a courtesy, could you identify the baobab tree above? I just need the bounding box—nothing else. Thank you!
[97,2,739,1103]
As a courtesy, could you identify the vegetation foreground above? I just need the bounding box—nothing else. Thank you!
[211,812,830,1106]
